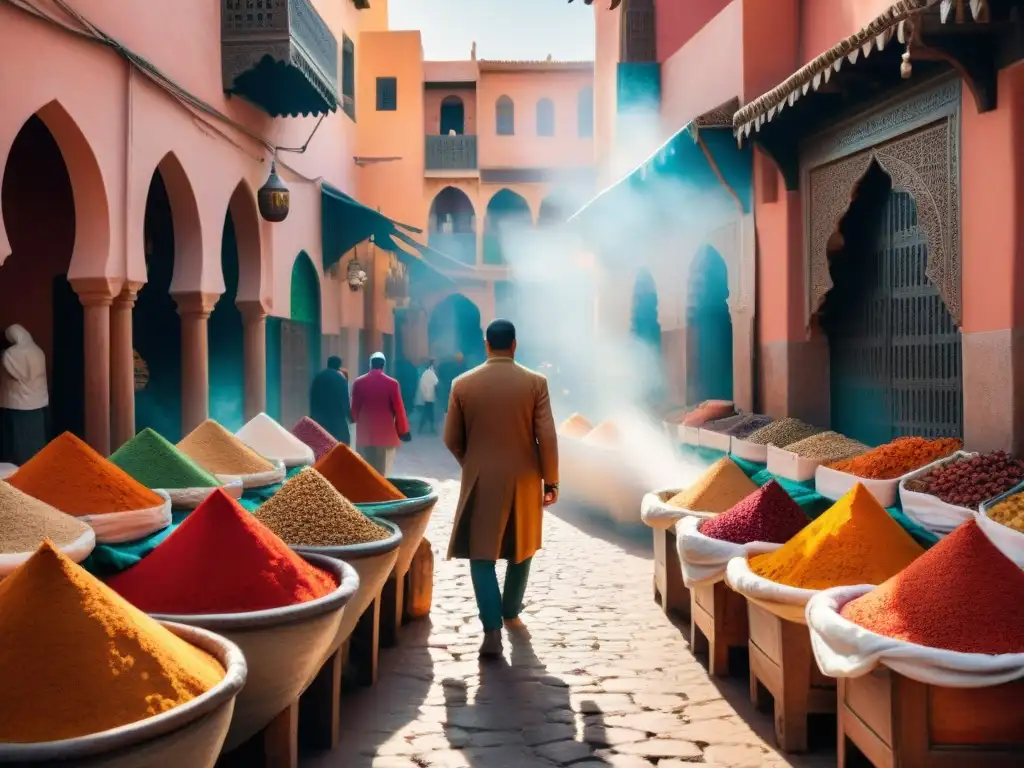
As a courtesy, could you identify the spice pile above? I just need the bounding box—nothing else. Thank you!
[785,431,869,462]
[0,482,92,554]
[698,414,745,434]
[313,442,405,504]
[178,419,276,476]
[558,413,593,439]
[827,437,962,480]
[0,542,224,742]
[582,420,619,447]
[108,489,337,614]
[745,418,822,447]
[984,491,1024,533]
[703,413,772,438]
[683,400,735,427]
[903,451,1024,510]
[748,484,924,590]
[292,417,338,462]
[110,428,220,490]
[700,481,808,545]
[841,520,1024,654]
[666,457,758,514]
[236,412,313,464]
[7,433,164,516]
[255,468,392,547]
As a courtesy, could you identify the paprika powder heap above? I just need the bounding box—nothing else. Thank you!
[291,417,338,462]
[177,419,275,476]
[749,483,924,590]
[313,442,404,504]
[558,413,593,439]
[828,436,962,480]
[582,420,619,447]
[841,520,1024,655]
[7,432,164,516]
[109,428,220,491]
[108,488,337,614]
[699,480,808,545]
[0,542,223,743]
[666,457,758,515]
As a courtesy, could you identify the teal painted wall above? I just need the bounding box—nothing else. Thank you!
[208,212,246,430]
[266,316,282,422]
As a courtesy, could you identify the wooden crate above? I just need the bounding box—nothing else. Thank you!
[219,703,299,768]
[298,647,343,752]
[652,526,690,620]
[690,580,748,677]
[747,600,835,753]
[839,669,1024,767]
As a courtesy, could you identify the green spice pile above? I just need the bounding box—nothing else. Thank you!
[0,482,91,554]
[785,431,869,462]
[110,428,221,490]
[254,468,391,547]
[904,451,1024,510]
[745,418,822,447]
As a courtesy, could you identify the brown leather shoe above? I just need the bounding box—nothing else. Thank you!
[478,629,503,659]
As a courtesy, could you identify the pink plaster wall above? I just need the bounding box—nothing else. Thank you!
[799,0,904,64]
[424,88,477,135]
[656,0,731,64]
[593,4,620,187]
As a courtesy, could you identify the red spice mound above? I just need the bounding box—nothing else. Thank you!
[828,437,962,480]
[108,488,337,614]
[840,520,1024,654]
[699,480,808,545]
[291,417,339,462]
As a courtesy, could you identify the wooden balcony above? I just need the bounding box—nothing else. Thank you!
[221,0,339,118]
[425,135,478,174]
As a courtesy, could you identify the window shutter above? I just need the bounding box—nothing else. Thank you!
[376,77,397,111]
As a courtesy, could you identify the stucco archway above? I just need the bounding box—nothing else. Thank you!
[686,246,732,404]
[152,153,204,294]
[429,186,477,265]
[429,293,484,408]
[484,189,532,265]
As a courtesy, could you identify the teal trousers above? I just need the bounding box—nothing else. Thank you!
[469,557,532,632]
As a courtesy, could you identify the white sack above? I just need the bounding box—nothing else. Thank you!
[977,508,1024,569]
[899,451,977,535]
[815,464,900,507]
[216,460,286,490]
[0,527,95,576]
[640,489,713,531]
[806,585,1024,687]
[725,555,817,623]
[161,477,243,509]
[675,515,781,587]
[79,491,172,544]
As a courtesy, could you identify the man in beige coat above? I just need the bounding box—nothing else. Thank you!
[444,319,559,658]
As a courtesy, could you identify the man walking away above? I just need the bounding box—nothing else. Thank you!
[351,351,411,476]
[443,319,559,659]
[310,356,352,446]
[417,360,439,434]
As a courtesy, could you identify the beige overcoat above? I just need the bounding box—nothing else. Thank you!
[443,357,559,563]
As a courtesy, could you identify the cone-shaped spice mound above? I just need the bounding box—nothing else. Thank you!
[667,457,758,515]
[108,489,337,614]
[313,442,404,503]
[177,419,275,476]
[558,413,593,439]
[0,542,223,743]
[291,417,338,462]
[255,468,391,547]
[236,412,313,464]
[749,483,924,590]
[840,520,1024,654]
[582,420,618,447]
[700,480,809,545]
[7,432,164,516]
[110,428,220,490]
[0,482,92,554]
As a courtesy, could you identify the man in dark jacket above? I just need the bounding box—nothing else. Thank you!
[310,356,351,445]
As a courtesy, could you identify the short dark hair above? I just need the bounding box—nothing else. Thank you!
[327,355,342,370]
[370,357,386,370]
[486,319,516,351]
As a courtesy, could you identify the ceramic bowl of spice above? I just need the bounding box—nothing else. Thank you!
[641,458,758,531]
[107,489,359,752]
[0,543,247,767]
[178,419,286,490]
[255,468,404,653]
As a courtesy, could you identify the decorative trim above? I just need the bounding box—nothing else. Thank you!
[800,78,961,326]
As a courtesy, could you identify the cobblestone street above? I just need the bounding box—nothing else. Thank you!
[306,437,834,768]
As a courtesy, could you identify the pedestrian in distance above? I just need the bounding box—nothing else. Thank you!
[443,319,559,659]
[416,359,440,434]
[351,351,411,477]
[309,355,351,446]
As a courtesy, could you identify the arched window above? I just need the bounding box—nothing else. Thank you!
[577,86,594,138]
[496,95,515,136]
[440,95,465,135]
[536,98,555,137]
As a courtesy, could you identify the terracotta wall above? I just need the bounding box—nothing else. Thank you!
[656,0,732,64]
[593,4,621,187]
[424,87,478,135]
[799,0,904,62]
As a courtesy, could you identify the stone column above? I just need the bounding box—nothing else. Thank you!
[238,300,267,421]
[174,292,218,435]
[110,281,142,450]
[71,277,117,456]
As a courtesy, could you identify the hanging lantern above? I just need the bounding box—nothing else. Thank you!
[385,262,409,304]
[347,258,368,291]
[258,160,290,223]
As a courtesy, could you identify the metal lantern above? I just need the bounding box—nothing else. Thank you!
[258,160,290,223]
[385,262,409,305]
[347,258,368,291]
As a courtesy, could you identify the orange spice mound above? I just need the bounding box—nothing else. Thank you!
[558,413,593,439]
[7,432,164,516]
[177,419,275,476]
[313,442,405,503]
[666,457,758,514]
[682,400,735,427]
[582,420,619,447]
[0,542,224,742]
[827,437,963,480]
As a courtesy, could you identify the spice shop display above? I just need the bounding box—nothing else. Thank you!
[985,488,1024,533]
[901,451,1024,535]
[816,436,962,507]
[682,400,736,427]
[557,413,593,439]
[7,432,172,544]
[0,481,95,574]
[731,418,818,464]
[178,419,285,489]
[696,414,743,452]
[0,542,243,766]
[291,417,338,463]
[665,458,758,521]
[110,428,239,508]
[768,431,868,484]
[979,485,1024,569]
[314,442,405,504]
[254,468,391,548]
[236,412,315,469]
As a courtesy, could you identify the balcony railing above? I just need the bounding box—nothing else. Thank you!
[428,232,477,266]
[425,135,478,172]
[221,0,339,118]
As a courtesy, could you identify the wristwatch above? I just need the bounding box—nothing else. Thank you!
[544,483,559,494]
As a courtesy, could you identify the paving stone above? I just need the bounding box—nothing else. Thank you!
[534,738,595,764]
[616,738,702,759]
[702,744,772,766]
